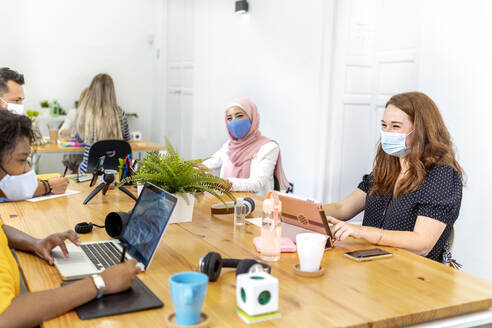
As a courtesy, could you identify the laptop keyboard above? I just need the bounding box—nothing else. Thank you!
[81,242,123,270]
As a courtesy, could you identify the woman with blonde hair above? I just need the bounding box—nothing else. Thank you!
[75,74,130,174]
[323,92,463,263]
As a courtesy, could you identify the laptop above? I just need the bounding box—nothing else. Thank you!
[53,182,178,280]
[278,192,334,248]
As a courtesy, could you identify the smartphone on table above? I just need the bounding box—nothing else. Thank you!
[344,248,392,262]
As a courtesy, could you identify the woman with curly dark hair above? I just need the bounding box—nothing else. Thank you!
[323,92,463,263]
[0,110,141,326]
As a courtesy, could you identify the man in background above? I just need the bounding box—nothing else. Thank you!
[0,67,25,113]
[0,67,69,199]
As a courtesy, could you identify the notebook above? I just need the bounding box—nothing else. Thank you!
[252,237,297,252]
[36,173,62,180]
[62,276,163,319]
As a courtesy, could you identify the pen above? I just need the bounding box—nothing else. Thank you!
[120,244,128,263]
[123,163,128,179]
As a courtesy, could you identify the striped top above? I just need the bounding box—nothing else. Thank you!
[78,110,131,174]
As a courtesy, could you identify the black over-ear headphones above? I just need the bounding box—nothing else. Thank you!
[198,251,271,282]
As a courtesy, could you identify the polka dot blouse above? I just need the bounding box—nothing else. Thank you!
[357,164,463,262]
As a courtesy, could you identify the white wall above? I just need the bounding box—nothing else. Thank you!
[185,0,335,197]
[418,0,492,281]
[0,0,163,141]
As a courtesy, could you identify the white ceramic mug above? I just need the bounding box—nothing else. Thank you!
[296,233,328,272]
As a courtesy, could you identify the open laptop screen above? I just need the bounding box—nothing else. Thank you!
[120,183,177,267]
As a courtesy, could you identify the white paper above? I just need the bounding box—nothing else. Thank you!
[245,217,262,228]
[26,189,80,202]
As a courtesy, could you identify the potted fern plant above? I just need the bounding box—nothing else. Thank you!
[119,138,235,223]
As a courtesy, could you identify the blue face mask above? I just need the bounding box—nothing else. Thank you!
[380,129,414,157]
[228,118,251,139]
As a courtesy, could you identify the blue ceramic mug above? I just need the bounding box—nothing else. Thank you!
[169,272,208,326]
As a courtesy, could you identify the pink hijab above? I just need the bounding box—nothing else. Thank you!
[223,98,290,190]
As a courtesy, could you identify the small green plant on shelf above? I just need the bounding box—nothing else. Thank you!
[40,100,66,116]
[118,138,235,205]
[26,110,39,122]
[49,100,66,116]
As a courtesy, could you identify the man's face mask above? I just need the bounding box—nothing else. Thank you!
[0,97,25,115]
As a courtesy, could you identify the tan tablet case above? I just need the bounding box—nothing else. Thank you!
[278,193,334,248]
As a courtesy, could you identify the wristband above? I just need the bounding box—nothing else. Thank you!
[41,180,49,195]
[376,228,384,245]
[91,274,105,299]
[45,179,53,194]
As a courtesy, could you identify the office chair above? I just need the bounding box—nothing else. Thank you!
[273,176,294,193]
[443,227,461,269]
[86,140,131,173]
[448,227,455,251]
[82,140,137,204]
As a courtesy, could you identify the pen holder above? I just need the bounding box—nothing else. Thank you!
[119,157,136,185]
[119,171,135,185]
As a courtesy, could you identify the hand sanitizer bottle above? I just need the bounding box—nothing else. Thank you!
[260,191,282,261]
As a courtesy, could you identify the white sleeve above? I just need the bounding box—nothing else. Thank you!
[228,142,279,193]
[59,109,77,133]
[201,141,228,170]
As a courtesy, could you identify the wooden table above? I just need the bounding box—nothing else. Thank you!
[32,140,165,155]
[2,183,492,328]
[30,140,165,172]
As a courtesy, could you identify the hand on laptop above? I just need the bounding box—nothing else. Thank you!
[100,259,142,295]
[34,230,81,265]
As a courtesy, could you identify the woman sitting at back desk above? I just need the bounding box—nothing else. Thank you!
[323,92,463,263]
[199,98,289,197]
[75,73,130,174]
[0,110,141,327]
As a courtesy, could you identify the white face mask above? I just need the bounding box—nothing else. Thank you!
[0,169,38,201]
[0,97,25,115]
[380,129,415,157]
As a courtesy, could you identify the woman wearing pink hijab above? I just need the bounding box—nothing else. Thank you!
[201,98,289,197]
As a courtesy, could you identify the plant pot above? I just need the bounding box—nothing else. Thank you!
[169,193,195,223]
[137,183,194,223]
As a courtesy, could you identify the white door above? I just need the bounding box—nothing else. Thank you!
[326,0,420,222]
[165,0,194,159]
